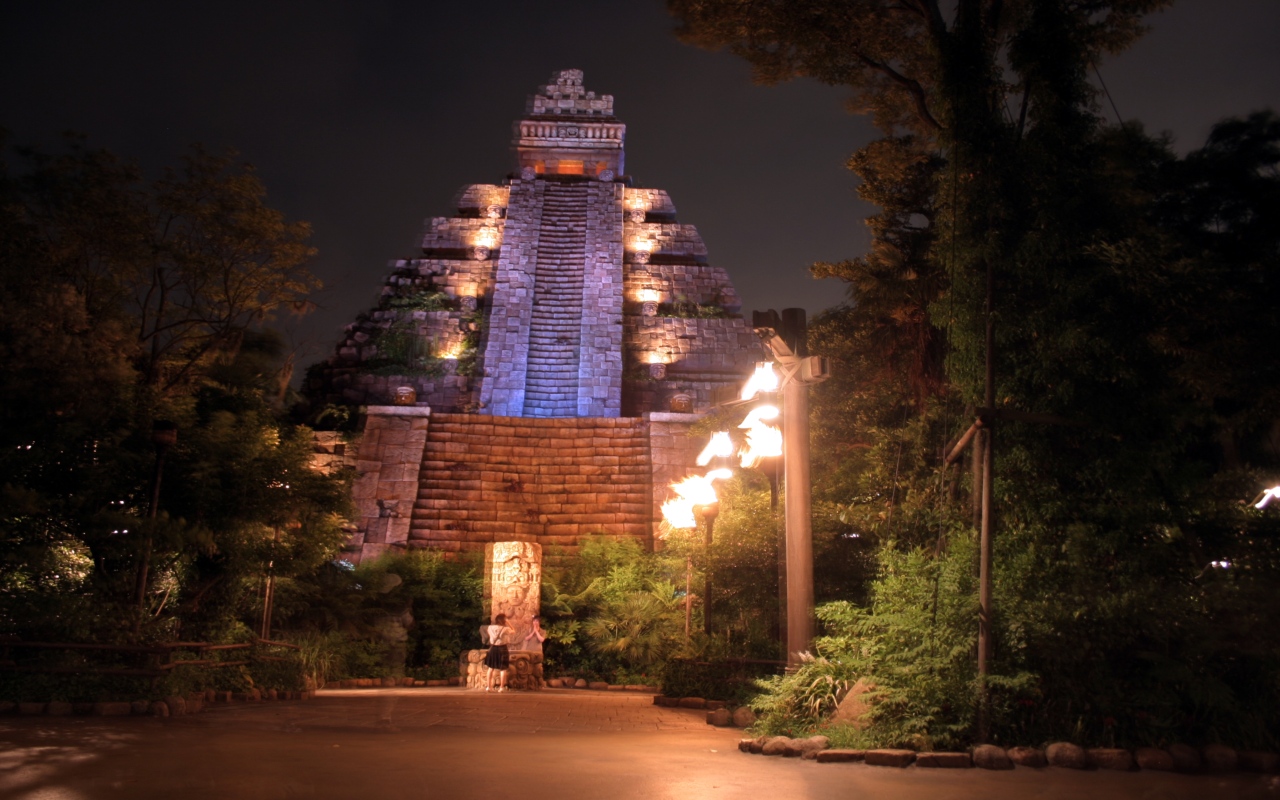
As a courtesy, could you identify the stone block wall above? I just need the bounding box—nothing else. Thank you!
[576,181,625,417]
[623,264,744,313]
[479,178,542,416]
[347,406,432,563]
[409,414,653,566]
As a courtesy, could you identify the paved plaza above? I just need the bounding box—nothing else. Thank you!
[1,688,1275,799]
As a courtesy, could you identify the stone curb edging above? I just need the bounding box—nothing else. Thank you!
[735,737,1280,775]
[543,678,660,693]
[0,689,316,718]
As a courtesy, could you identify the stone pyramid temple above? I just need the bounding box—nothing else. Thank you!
[308,70,762,564]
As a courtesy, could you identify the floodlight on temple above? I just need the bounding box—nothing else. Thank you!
[740,362,779,401]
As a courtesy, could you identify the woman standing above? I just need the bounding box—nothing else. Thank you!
[484,613,516,692]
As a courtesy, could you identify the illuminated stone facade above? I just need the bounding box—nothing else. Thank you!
[308,70,760,563]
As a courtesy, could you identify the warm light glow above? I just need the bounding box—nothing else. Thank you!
[739,405,782,467]
[645,352,668,365]
[673,469,732,505]
[441,342,464,360]
[740,362,779,401]
[1257,486,1280,509]
[633,238,653,253]
[474,227,498,249]
[696,432,734,467]
[661,498,698,530]
[637,288,660,303]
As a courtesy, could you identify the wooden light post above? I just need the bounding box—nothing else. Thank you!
[752,309,830,664]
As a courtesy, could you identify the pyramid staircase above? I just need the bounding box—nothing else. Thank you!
[522,182,588,417]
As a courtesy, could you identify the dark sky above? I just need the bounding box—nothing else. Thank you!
[3,0,1277,372]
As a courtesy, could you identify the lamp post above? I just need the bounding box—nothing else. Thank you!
[135,421,177,635]
[752,309,830,665]
[700,501,718,636]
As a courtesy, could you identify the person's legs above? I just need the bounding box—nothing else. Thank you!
[498,668,508,691]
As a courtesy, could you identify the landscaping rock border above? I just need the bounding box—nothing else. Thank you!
[734,738,1280,777]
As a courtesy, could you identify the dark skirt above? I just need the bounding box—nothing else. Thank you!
[484,644,510,670]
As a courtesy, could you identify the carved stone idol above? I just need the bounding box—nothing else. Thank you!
[393,386,416,405]
[484,541,542,659]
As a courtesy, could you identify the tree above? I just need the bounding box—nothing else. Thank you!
[0,135,344,644]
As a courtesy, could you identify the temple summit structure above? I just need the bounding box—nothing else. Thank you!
[307,70,761,564]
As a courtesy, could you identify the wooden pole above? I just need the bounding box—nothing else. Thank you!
[703,509,716,636]
[781,309,814,665]
[977,258,996,742]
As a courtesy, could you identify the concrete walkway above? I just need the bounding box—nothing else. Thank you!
[1,688,1275,799]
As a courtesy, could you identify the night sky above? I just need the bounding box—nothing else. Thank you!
[3,1,1277,373]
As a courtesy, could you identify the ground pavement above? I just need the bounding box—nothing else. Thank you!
[1,688,1275,799]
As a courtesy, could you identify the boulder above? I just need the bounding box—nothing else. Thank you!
[973,744,1014,770]
[204,689,216,703]
[732,706,757,728]
[761,737,794,756]
[748,737,767,755]
[1087,748,1134,771]
[816,749,866,763]
[574,679,588,688]
[93,702,132,716]
[706,709,732,727]
[545,678,561,688]
[18,702,46,716]
[831,679,876,730]
[588,681,609,691]
[1007,746,1047,767]
[1202,744,1238,773]
[738,738,756,753]
[1134,747,1176,771]
[46,701,73,716]
[73,702,94,715]
[706,700,726,711]
[164,695,186,716]
[785,736,829,757]
[149,701,169,717]
[129,700,149,715]
[1045,742,1088,769]
[1239,751,1280,773]
[606,685,624,691]
[865,749,916,768]
[1168,743,1201,772]
[916,752,973,768]
[185,694,203,713]
[216,691,232,703]
[678,697,707,709]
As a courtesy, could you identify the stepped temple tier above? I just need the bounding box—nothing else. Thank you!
[307,70,762,564]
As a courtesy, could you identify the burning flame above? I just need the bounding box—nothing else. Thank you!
[1257,486,1280,509]
[740,362,779,401]
[660,469,733,530]
[739,405,781,467]
[696,432,734,467]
